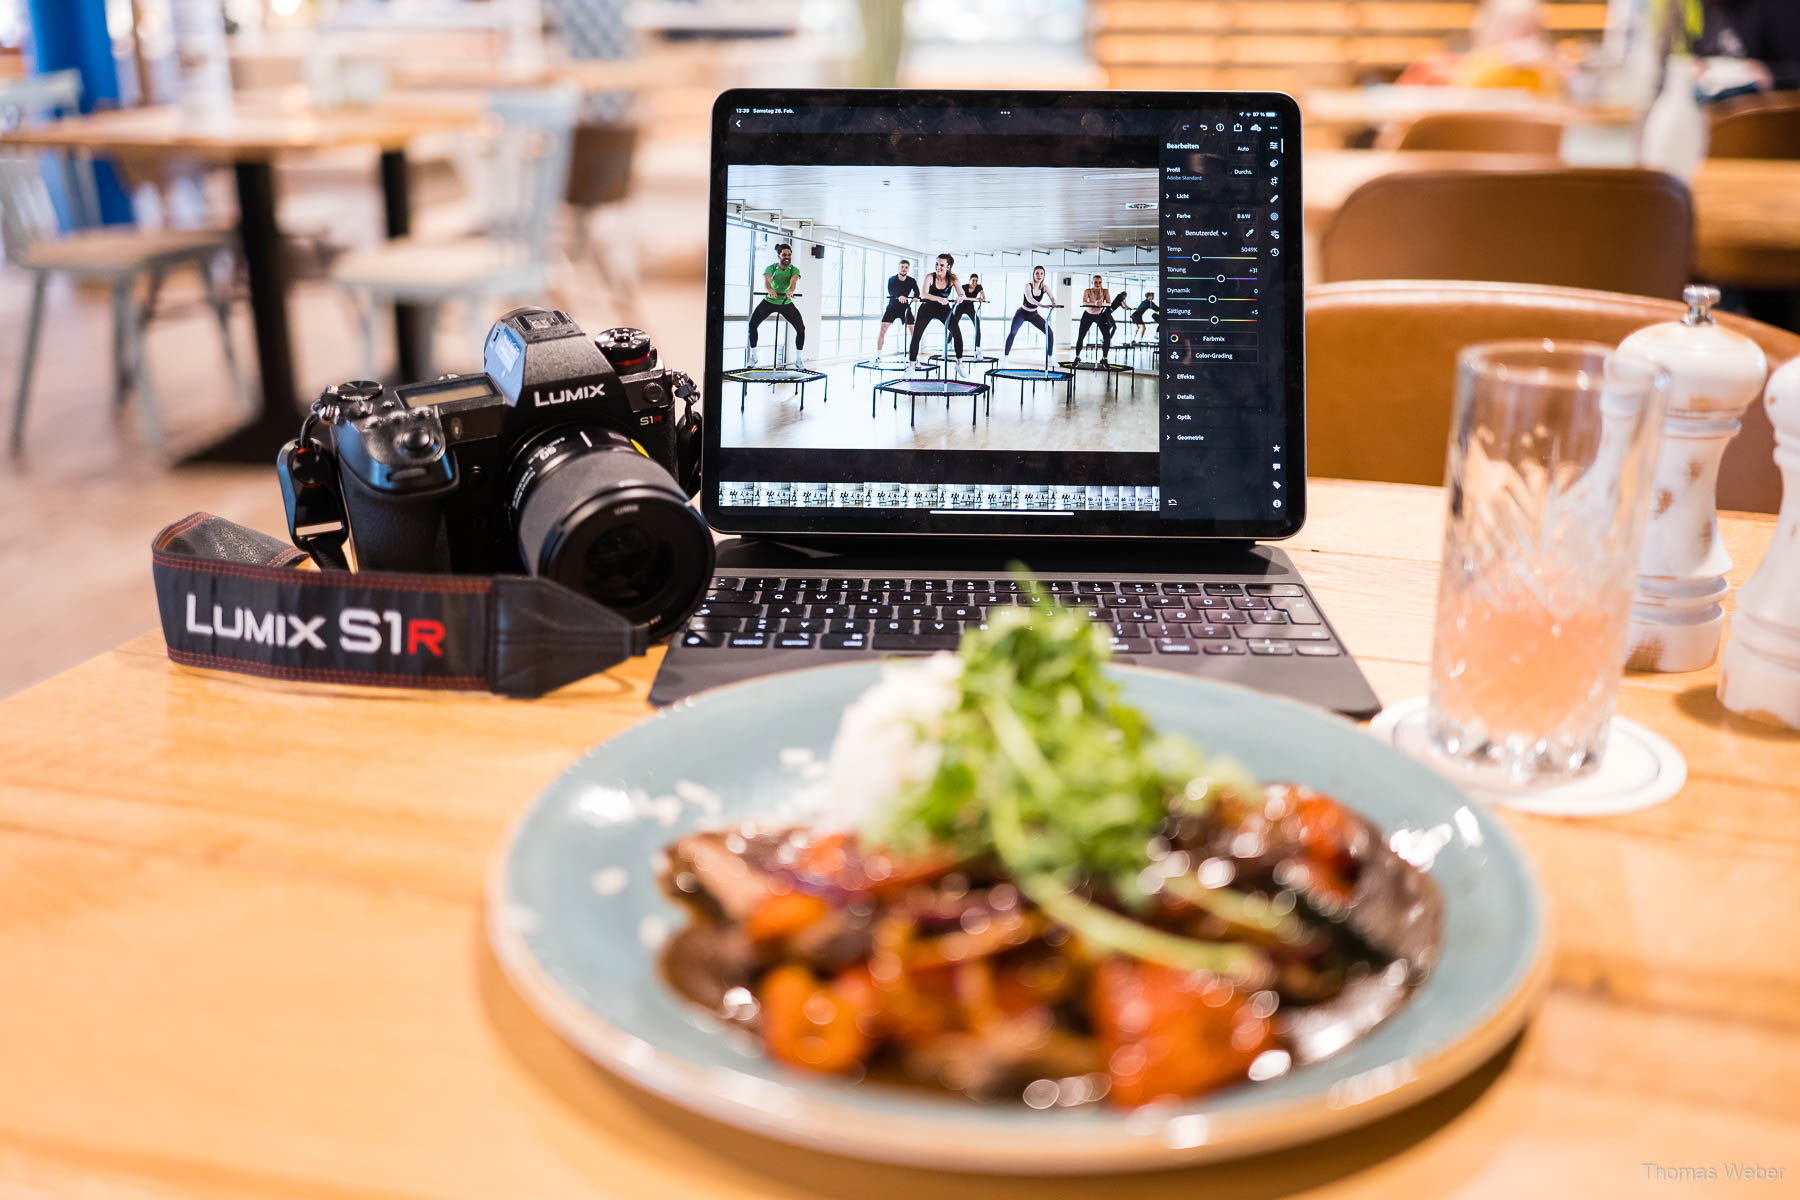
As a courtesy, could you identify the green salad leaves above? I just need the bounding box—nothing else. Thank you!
[868,581,1272,981]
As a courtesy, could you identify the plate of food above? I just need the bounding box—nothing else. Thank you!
[487,600,1549,1173]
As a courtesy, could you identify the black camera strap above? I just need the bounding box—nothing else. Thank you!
[151,513,649,697]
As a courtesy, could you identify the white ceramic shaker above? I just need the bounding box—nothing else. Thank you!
[1718,357,1800,729]
[1619,285,1769,672]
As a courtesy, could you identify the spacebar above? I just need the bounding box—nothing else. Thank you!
[871,634,962,652]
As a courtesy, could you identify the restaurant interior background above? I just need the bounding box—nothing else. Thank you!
[2,0,1797,697]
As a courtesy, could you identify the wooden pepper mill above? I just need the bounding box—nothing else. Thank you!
[1619,285,1769,672]
[1719,356,1800,728]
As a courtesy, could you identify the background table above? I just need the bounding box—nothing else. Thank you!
[1304,149,1800,289]
[2,102,483,464]
[0,478,1795,1197]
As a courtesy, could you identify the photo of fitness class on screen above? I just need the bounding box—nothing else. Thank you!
[717,164,1165,460]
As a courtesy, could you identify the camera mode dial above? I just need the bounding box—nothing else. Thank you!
[595,327,654,370]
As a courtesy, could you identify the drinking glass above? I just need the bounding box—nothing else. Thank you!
[1426,341,1668,785]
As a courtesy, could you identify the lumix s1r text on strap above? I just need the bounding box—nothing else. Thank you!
[151,513,648,696]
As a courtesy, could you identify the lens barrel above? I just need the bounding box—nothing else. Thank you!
[509,427,713,638]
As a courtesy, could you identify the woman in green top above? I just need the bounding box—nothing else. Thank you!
[747,242,806,368]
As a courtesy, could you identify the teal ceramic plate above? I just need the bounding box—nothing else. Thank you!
[487,664,1550,1174]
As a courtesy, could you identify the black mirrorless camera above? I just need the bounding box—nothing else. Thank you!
[280,308,713,638]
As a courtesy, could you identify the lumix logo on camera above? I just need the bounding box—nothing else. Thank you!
[183,595,447,657]
[535,382,607,406]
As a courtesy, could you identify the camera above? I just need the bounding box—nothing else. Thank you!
[284,308,713,638]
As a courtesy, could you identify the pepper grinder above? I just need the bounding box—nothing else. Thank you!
[1719,357,1800,729]
[1619,285,1769,672]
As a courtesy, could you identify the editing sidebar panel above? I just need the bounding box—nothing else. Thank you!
[1158,113,1290,522]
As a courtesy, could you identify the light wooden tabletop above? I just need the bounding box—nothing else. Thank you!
[1303,149,1800,287]
[0,99,485,161]
[1,477,1795,1198]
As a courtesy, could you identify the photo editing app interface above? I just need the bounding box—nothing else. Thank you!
[714,99,1292,529]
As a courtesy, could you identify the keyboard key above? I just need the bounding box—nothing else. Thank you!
[872,634,961,651]
[1145,623,1188,639]
[877,619,916,635]
[826,619,870,635]
[1233,625,1332,641]
[1083,581,1117,593]
[692,601,759,618]
[1040,580,1077,594]
[1110,638,1153,654]
[1161,609,1199,624]
[768,603,805,619]
[799,590,842,605]
[1247,584,1305,597]
[728,633,769,649]
[1144,596,1187,609]
[740,577,778,590]
[711,576,743,590]
[1111,622,1145,638]
[1249,610,1291,625]
[1120,609,1159,624]
[821,634,870,650]
[1118,581,1154,595]
[951,578,991,592]
[1190,624,1233,639]
[1273,599,1322,625]
[1191,595,1230,609]
[774,635,816,649]
[918,619,959,637]
[870,578,907,592]
[901,605,938,620]
[1233,597,1270,610]
[852,604,887,620]
[1204,583,1244,595]
[1247,640,1294,656]
[744,617,777,634]
[943,605,983,621]
[810,603,848,619]
[680,632,722,648]
[1296,643,1343,657]
[759,589,800,605]
[1154,640,1199,654]
[687,617,742,633]
[1161,581,1195,594]
[1209,609,1247,624]
[850,590,886,604]
[825,577,863,591]
[783,619,825,634]
[1079,607,1107,621]
[1203,641,1247,655]
[703,589,754,604]
[994,578,1024,592]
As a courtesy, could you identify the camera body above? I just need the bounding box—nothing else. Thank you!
[300,308,711,638]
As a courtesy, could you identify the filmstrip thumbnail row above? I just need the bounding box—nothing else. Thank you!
[719,482,1163,511]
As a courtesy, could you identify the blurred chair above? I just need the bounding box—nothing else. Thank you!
[0,72,244,455]
[1376,111,1565,153]
[563,121,640,322]
[1708,91,1800,159]
[1305,279,1800,512]
[331,86,580,376]
[1319,168,1694,300]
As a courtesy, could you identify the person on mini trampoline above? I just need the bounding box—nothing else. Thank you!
[746,242,805,368]
[1003,265,1062,357]
[1132,291,1160,332]
[908,253,964,366]
[956,272,987,353]
[874,258,920,356]
[1075,274,1116,366]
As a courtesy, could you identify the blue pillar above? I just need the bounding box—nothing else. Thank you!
[26,0,133,226]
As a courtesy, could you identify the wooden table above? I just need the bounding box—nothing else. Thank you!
[1304,149,1800,289]
[2,102,483,465]
[1,478,1796,1198]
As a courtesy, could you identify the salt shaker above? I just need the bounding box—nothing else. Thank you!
[1718,357,1800,729]
[1619,285,1769,672]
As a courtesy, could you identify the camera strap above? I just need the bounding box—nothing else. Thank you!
[150,512,649,697]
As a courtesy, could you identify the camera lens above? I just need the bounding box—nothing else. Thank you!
[509,427,713,638]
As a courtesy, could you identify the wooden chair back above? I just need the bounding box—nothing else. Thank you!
[1304,279,1800,512]
[1319,168,1694,300]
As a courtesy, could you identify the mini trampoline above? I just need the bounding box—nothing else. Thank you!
[988,364,1074,410]
[722,365,828,413]
[928,353,998,379]
[853,355,915,386]
[1059,358,1136,397]
[874,376,990,427]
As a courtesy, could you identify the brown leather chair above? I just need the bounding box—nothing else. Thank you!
[1305,280,1800,513]
[1709,91,1800,159]
[1318,168,1694,300]
[1378,111,1565,154]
